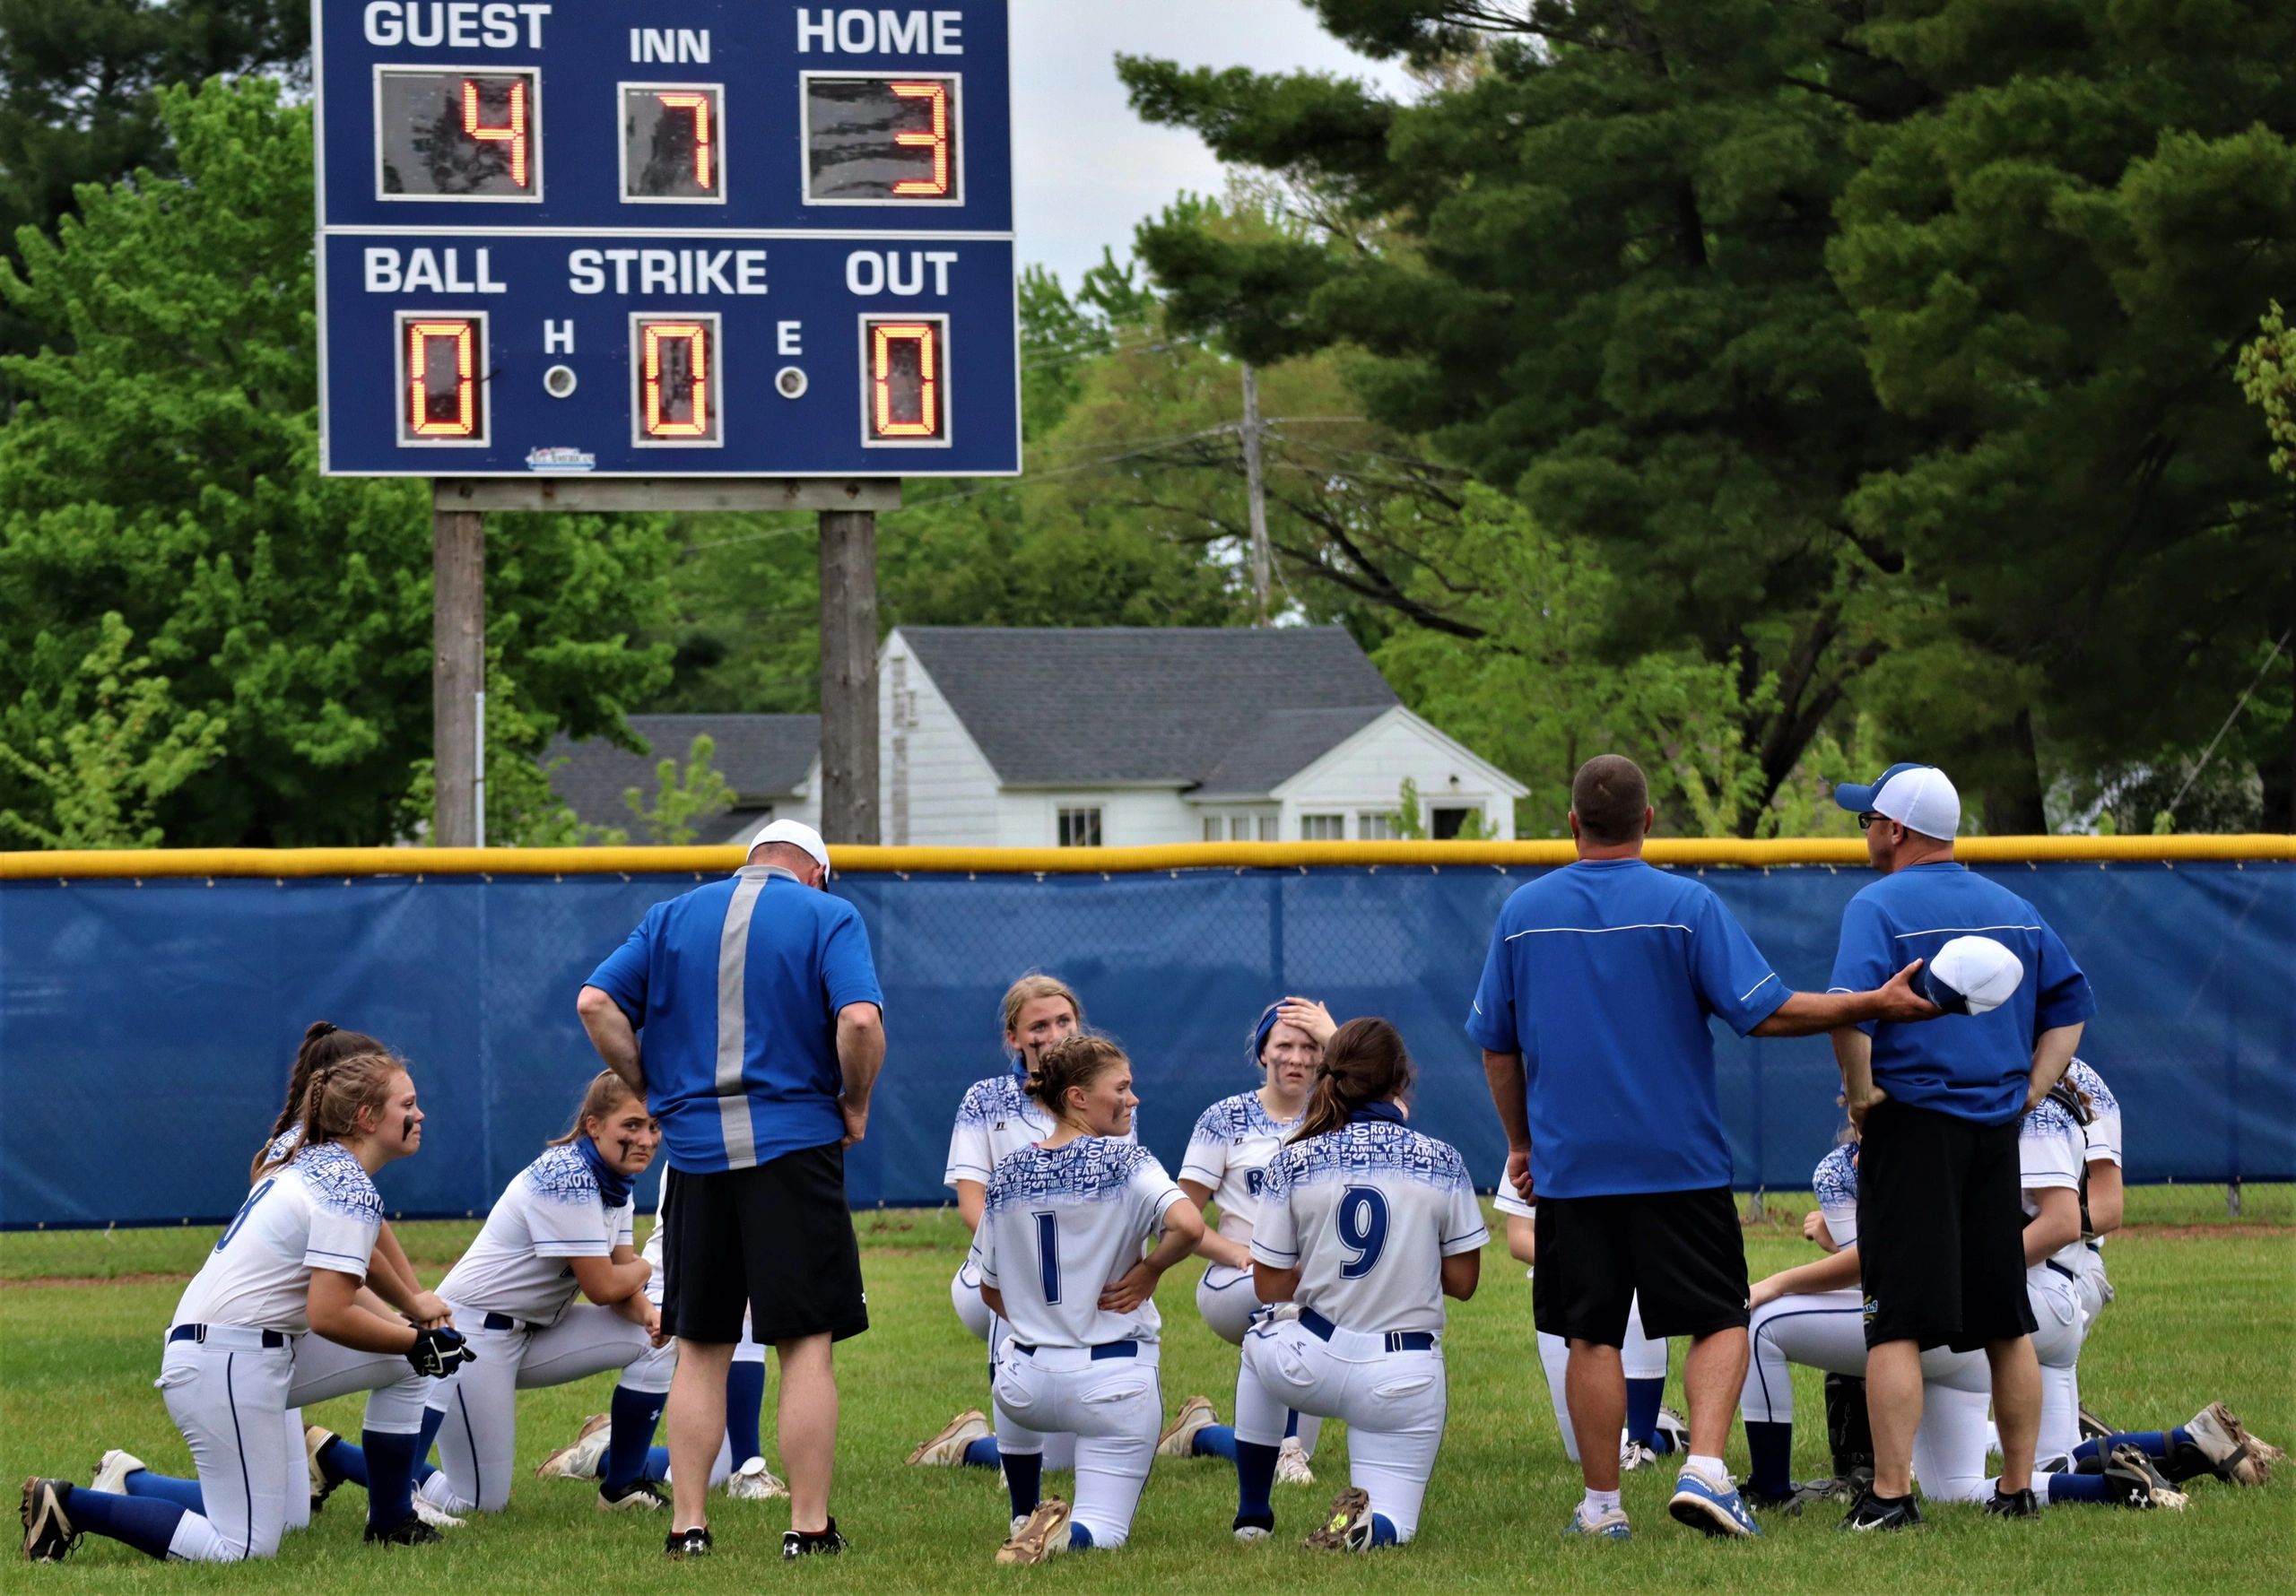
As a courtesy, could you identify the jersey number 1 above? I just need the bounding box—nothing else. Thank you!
[1032,1211,1061,1304]
[1336,1185,1390,1279]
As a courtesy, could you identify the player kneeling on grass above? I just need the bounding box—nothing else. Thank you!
[972,1034,1205,1565]
[22,1053,473,1563]
[1229,1019,1485,1552]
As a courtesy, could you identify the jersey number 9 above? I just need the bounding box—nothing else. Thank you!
[1335,1185,1390,1279]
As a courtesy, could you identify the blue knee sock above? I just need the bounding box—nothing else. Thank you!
[726,1359,767,1463]
[361,1427,419,1530]
[602,1383,666,1491]
[2043,1471,2111,1504]
[59,1484,185,1561]
[316,1434,367,1488]
[1235,1439,1279,1525]
[2074,1430,2178,1466]
[961,1436,1002,1469]
[119,1469,207,1512]
[1746,1420,1794,1496]
[1284,1410,1300,1440]
[1193,1424,1239,1461]
[1066,1521,1094,1550]
[1004,1451,1043,1521]
[1368,1512,1398,1548]
[1626,1378,1666,1449]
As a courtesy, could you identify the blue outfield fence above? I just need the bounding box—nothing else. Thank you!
[1,857,2290,1227]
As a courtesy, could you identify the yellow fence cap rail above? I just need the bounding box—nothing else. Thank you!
[3,834,2290,880]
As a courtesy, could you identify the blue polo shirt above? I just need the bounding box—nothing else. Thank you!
[585,865,884,1174]
[1828,862,2094,1124]
[1464,859,1791,1199]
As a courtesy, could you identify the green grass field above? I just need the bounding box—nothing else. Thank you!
[4,1187,2290,1592]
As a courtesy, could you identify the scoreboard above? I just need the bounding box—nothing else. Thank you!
[315,1,1019,477]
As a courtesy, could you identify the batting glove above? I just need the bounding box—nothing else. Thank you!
[407,1325,477,1378]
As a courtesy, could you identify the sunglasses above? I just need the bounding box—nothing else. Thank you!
[1857,811,1883,831]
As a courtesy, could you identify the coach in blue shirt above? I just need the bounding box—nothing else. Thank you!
[578,819,885,1561]
[1468,755,1938,1541]
[1826,762,2095,1531]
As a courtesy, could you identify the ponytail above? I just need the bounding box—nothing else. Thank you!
[548,1071,645,1147]
[1292,1018,1413,1142]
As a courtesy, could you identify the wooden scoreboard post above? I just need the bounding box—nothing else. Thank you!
[313,1,1021,846]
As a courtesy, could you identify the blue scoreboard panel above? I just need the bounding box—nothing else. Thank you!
[315,2,1017,476]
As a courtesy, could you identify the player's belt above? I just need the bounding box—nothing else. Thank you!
[1297,1307,1436,1354]
[1007,1340,1138,1360]
[2044,1260,2079,1281]
[2084,1242,2103,1253]
[168,1323,286,1349]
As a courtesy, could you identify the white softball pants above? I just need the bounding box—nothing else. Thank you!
[1534,1291,1664,1464]
[1198,1266,1325,1458]
[991,1344,1161,1548]
[962,1285,1076,1472]
[1736,1288,1996,1502]
[152,1327,430,1562]
[2029,1269,2088,1466]
[417,1304,653,1514]
[1238,1318,1446,1543]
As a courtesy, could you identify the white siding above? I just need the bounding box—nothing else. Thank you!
[878,631,1005,846]
[1007,787,1195,847]
[1276,710,1520,840]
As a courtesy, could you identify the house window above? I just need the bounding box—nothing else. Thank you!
[1357,811,1403,841]
[1057,807,1102,847]
[1257,815,1277,841]
[1299,814,1344,841]
[1431,805,1481,839]
[1231,815,1255,841]
[1203,816,1222,842]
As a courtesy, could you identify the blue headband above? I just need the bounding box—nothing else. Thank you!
[1247,1003,1283,1071]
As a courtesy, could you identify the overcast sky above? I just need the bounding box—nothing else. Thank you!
[1007,1,1413,289]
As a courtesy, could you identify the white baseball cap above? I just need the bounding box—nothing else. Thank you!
[746,818,831,871]
[1833,761,1961,840]
[1916,934,2026,1015]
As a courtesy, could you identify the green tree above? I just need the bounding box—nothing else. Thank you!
[1121,0,2295,834]
[0,0,307,377]
[2234,302,2296,826]
[624,733,735,846]
[0,611,224,846]
[0,78,673,846]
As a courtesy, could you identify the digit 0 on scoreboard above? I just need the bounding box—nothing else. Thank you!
[621,83,725,202]
[631,313,723,447]
[394,310,489,446]
[860,314,951,447]
[802,74,962,204]
[376,65,543,199]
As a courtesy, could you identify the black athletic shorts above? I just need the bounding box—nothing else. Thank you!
[1857,1099,2035,1352]
[1533,1185,1750,1344]
[661,1143,869,1346]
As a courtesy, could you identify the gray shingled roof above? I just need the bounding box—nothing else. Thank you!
[544,714,818,842]
[899,627,1398,789]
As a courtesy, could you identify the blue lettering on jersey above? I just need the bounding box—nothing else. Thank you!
[1245,1168,1265,1200]
[984,1139,1152,1212]
[1265,1122,1466,1197]
[1335,1184,1391,1279]
[214,1178,279,1253]
[1812,1142,1858,1210]
[524,1144,604,1206]
[2066,1058,2118,1118]
[294,1142,386,1221]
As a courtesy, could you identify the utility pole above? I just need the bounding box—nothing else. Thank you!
[431,505,485,846]
[1241,363,1271,626]
[818,507,883,844]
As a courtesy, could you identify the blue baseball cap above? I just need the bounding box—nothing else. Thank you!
[1833,763,1961,839]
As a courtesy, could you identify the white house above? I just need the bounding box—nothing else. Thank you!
[879,627,1526,846]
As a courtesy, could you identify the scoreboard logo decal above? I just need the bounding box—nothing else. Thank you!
[316,0,1018,477]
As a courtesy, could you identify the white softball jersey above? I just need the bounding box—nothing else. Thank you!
[2066,1058,2121,1168]
[172,1142,384,1335]
[970,1139,1186,1350]
[1252,1122,1487,1338]
[944,1070,1057,1186]
[2017,1097,2091,1283]
[436,1145,635,1326]
[1178,1091,1301,1245]
[1813,1141,1859,1247]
